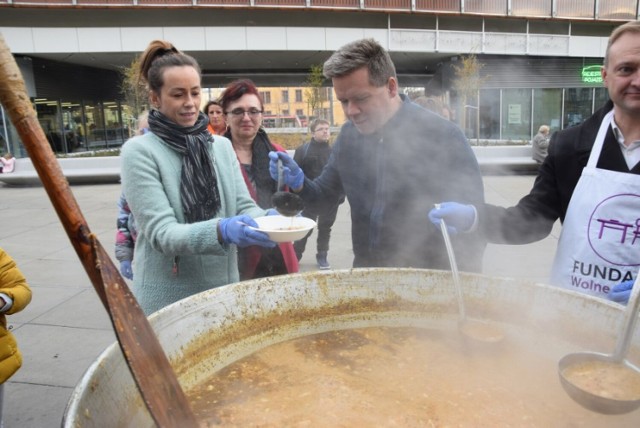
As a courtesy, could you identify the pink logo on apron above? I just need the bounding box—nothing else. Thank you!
[588,193,640,267]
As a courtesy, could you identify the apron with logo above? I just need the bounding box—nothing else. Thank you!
[550,110,640,298]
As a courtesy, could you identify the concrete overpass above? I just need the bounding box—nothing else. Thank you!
[0,3,627,88]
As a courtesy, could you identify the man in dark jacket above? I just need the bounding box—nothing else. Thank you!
[430,20,640,304]
[293,119,344,269]
[269,38,486,272]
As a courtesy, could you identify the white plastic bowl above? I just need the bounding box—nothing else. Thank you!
[252,215,316,242]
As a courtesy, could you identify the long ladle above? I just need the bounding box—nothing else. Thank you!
[271,158,304,217]
[0,35,197,427]
[437,207,504,343]
[558,274,640,415]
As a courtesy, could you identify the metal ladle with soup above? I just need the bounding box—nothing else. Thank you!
[559,274,640,414]
[271,159,304,217]
[436,205,505,343]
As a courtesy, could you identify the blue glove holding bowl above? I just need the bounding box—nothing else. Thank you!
[218,215,276,248]
[428,202,477,235]
[608,279,634,304]
[268,151,304,190]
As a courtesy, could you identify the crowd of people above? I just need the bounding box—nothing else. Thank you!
[108,21,640,316]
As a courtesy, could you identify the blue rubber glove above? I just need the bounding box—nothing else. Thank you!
[265,208,280,216]
[428,202,477,235]
[218,215,276,248]
[268,151,304,190]
[119,260,133,280]
[608,279,634,304]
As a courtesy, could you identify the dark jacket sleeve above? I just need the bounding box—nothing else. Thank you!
[299,138,345,205]
[479,102,613,244]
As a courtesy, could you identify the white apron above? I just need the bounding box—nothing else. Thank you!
[550,110,640,298]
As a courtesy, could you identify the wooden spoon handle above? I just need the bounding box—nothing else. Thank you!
[0,33,197,427]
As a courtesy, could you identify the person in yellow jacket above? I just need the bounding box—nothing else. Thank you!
[0,247,32,425]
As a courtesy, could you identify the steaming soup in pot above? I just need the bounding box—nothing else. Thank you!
[189,326,640,427]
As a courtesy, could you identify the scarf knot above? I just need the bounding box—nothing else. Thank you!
[148,110,221,223]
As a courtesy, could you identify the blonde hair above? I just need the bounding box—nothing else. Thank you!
[604,20,640,67]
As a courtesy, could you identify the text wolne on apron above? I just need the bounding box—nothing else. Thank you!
[550,110,640,298]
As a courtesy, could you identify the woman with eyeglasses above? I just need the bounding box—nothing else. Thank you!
[219,79,299,280]
[120,41,276,315]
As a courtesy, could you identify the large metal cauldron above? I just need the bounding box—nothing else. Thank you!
[63,268,640,426]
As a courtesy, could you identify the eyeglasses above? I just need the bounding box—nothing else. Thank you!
[227,108,263,118]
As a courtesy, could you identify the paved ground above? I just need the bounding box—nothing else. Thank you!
[0,173,559,427]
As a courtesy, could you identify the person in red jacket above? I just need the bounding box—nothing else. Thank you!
[219,79,298,279]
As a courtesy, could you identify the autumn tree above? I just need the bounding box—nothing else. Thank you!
[304,64,327,121]
[452,54,487,142]
[120,57,149,116]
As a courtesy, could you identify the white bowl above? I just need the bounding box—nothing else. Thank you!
[251,216,316,243]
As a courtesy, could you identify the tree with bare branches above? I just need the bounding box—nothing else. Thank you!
[304,64,327,121]
[452,54,488,143]
[120,57,149,116]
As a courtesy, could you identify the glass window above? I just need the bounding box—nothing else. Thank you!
[61,101,84,152]
[295,89,303,102]
[282,109,290,116]
[103,101,126,149]
[594,87,610,111]
[556,0,595,19]
[415,0,459,13]
[35,99,66,154]
[296,109,304,116]
[511,0,551,17]
[533,88,562,136]
[0,108,10,153]
[260,91,271,104]
[479,89,500,140]
[598,0,635,20]
[84,102,106,150]
[282,90,289,103]
[460,91,479,140]
[564,88,593,129]
[0,105,25,157]
[501,89,532,142]
[465,0,506,14]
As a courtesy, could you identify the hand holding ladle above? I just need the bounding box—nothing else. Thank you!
[270,154,304,217]
[436,205,504,343]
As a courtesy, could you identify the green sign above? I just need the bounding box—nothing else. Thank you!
[581,65,602,83]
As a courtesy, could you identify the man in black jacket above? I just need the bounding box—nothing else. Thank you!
[293,119,344,269]
[269,38,486,272]
[430,20,640,304]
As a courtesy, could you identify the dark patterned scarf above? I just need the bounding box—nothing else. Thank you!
[148,110,221,223]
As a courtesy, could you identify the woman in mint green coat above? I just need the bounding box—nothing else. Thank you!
[121,40,275,315]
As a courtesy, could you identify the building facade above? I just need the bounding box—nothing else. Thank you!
[0,1,637,156]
